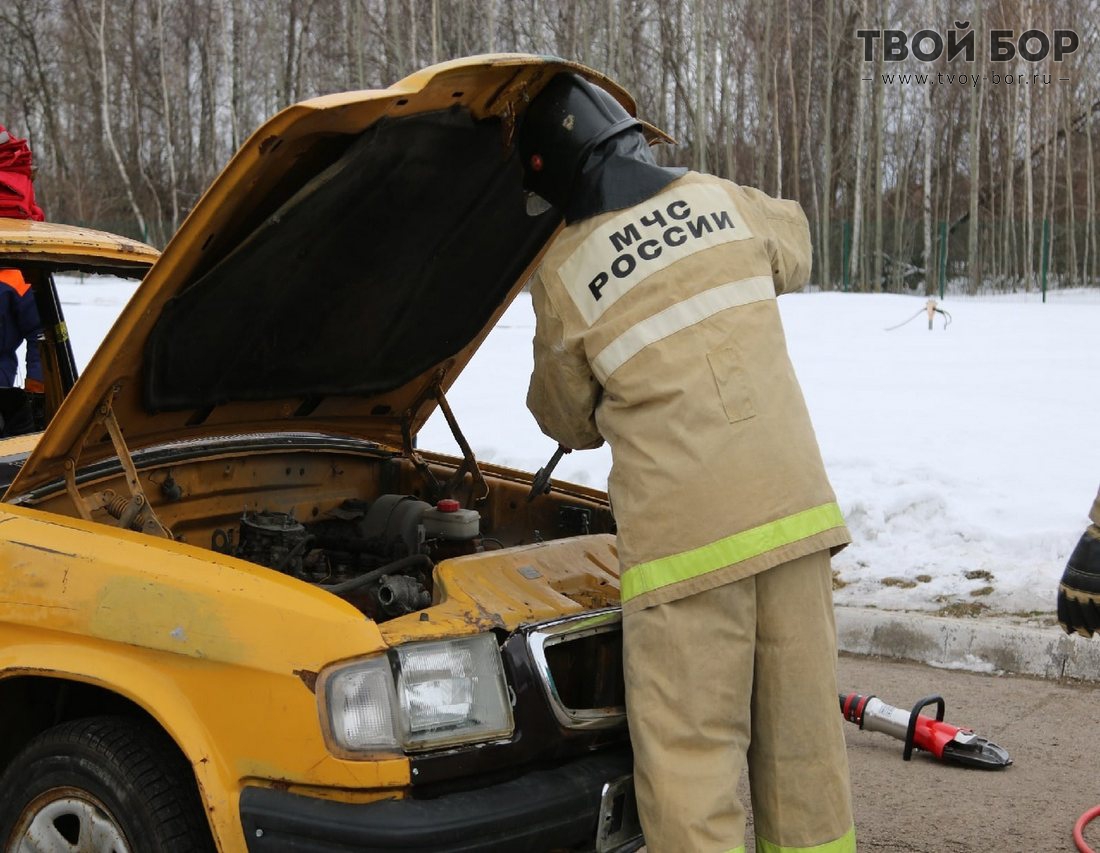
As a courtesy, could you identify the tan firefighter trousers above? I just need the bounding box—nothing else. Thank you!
[623,549,855,853]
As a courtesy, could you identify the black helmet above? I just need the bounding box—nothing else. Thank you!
[518,74,641,210]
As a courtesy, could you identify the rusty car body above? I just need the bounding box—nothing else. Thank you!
[0,55,650,852]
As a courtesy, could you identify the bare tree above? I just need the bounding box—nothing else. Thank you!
[92,0,147,239]
[849,0,869,292]
[966,10,984,295]
[0,0,1094,286]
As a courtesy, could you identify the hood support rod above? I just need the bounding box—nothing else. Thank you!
[401,375,488,506]
[62,386,172,539]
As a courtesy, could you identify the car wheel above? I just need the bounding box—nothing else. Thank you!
[0,715,213,852]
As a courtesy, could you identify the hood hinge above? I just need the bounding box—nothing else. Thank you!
[62,386,173,539]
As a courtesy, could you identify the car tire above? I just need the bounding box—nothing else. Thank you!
[0,715,213,852]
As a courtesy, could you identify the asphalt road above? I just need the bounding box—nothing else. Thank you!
[741,653,1100,852]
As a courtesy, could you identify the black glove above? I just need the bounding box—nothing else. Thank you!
[28,391,45,431]
[0,388,34,437]
[1057,526,1100,637]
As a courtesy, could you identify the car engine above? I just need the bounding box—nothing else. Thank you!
[209,494,483,622]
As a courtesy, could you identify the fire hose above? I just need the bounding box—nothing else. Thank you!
[1076,806,1100,853]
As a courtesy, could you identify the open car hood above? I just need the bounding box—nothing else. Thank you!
[6,55,664,499]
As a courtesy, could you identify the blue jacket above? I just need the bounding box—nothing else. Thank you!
[0,269,43,387]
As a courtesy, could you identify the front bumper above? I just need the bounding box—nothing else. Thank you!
[240,747,641,852]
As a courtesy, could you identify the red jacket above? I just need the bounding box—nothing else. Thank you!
[0,125,44,221]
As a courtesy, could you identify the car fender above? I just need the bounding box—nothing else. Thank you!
[0,504,411,848]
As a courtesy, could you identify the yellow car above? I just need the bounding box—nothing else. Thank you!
[0,56,651,852]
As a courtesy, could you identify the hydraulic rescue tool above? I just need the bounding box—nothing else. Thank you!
[839,692,1012,769]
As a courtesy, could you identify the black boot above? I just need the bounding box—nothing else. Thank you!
[1058,526,1100,637]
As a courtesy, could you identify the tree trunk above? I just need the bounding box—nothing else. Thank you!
[1003,56,1017,287]
[94,0,146,238]
[1024,42,1035,290]
[871,3,884,293]
[783,0,800,199]
[431,0,439,64]
[849,0,868,293]
[156,0,179,230]
[772,60,782,197]
[693,0,706,172]
[1063,96,1077,286]
[1086,108,1096,284]
[820,0,835,289]
[966,40,983,295]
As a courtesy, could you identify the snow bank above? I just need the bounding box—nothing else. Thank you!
[54,274,1099,618]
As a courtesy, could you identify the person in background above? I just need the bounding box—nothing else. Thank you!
[519,74,855,853]
[1057,487,1100,637]
[0,267,43,393]
[0,123,46,433]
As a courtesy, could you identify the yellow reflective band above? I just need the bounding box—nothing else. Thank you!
[723,847,747,853]
[620,503,846,602]
[756,825,856,853]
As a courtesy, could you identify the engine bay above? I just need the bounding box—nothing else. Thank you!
[211,495,485,622]
[27,440,618,624]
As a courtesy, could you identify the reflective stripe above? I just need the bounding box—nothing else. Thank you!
[756,825,856,853]
[620,503,846,602]
[590,275,775,383]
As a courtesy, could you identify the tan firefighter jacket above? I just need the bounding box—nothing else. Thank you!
[527,171,850,613]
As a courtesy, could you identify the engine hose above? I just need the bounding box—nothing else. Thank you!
[318,553,433,595]
[1075,804,1100,853]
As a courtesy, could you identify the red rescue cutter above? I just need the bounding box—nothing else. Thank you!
[840,692,1012,769]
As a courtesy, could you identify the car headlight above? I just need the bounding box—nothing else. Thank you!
[325,656,400,752]
[320,633,514,755]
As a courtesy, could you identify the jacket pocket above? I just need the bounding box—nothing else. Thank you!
[706,344,756,423]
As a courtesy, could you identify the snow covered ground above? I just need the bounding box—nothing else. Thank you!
[53,274,1099,620]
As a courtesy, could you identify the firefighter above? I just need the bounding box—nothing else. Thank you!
[1057,487,1100,637]
[519,74,855,853]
